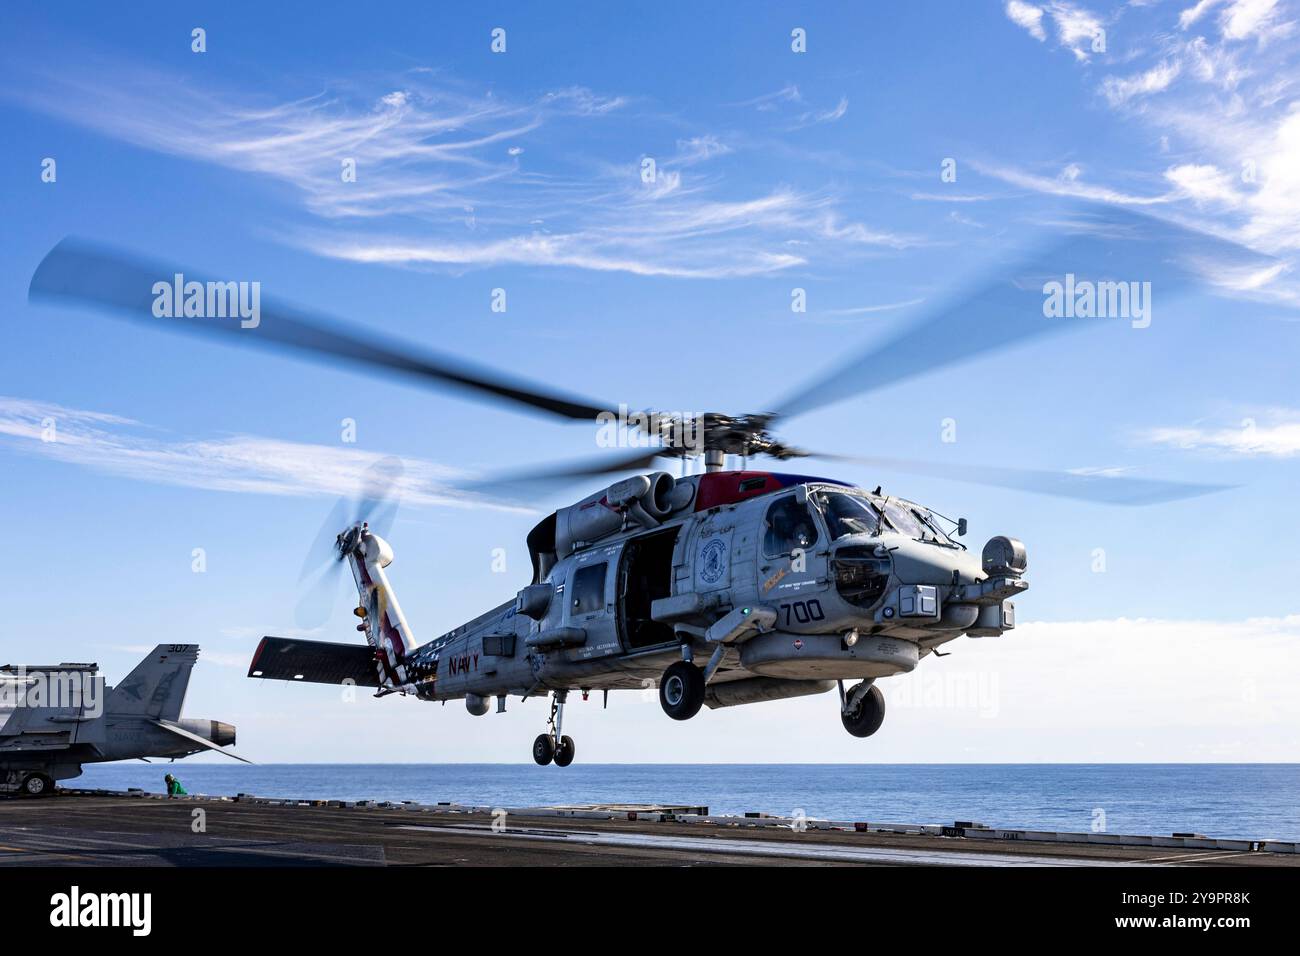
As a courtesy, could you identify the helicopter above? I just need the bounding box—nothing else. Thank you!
[29,206,1259,765]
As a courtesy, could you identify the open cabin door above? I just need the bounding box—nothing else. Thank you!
[616,526,681,651]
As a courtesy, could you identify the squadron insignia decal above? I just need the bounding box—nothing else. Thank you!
[698,538,728,585]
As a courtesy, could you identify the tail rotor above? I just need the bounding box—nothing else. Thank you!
[294,457,404,628]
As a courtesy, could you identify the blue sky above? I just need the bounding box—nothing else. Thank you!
[1,1,1298,763]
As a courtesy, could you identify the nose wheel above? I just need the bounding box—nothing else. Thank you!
[532,733,556,765]
[533,692,576,767]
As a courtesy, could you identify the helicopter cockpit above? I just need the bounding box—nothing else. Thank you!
[809,488,956,546]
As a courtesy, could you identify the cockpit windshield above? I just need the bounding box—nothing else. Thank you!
[812,491,881,539]
[813,489,951,544]
[881,500,925,538]
[883,500,951,543]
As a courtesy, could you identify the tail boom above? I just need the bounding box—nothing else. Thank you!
[345,529,415,689]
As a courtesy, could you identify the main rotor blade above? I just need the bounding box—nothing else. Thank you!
[30,237,616,422]
[769,206,1278,421]
[805,451,1233,505]
[455,447,670,496]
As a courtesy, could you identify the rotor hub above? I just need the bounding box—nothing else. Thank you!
[649,411,804,460]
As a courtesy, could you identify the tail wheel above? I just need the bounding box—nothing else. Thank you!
[659,660,705,721]
[532,734,555,766]
[553,735,576,767]
[21,773,54,797]
[841,683,886,738]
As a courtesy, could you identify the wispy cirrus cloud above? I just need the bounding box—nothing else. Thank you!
[1164,162,1247,205]
[1218,0,1291,40]
[793,95,849,129]
[728,83,849,130]
[909,191,999,203]
[1100,59,1182,106]
[1138,409,1300,457]
[12,62,547,221]
[1005,1,1048,41]
[994,0,1300,305]
[810,297,926,324]
[727,84,803,110]
[972,160,1173,206]
[0,396,522,512]
[1004,1,1107,60]
[299,186,916,277]
[6,56,905,280]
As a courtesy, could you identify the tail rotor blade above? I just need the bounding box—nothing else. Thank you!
[356,456,404,538]
[293,455,406,626]
[294,561,347,629]
[299,496,351,583]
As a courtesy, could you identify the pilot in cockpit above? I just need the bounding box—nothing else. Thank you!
[765,498,817,555]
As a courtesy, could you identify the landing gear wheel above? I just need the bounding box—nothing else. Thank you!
[21,773,53,797]
[553,735,576,767]
[659,660,705,721]
[841,683,886,738]
[532,734,555,765]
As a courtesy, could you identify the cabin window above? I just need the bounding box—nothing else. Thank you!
[570,563,607,616]
[762,495,819,557]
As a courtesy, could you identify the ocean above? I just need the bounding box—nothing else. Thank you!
[68,763,1300,841]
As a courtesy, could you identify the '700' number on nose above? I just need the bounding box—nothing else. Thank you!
[779,599,824,626]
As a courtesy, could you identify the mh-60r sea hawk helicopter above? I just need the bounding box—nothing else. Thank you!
[249,463,1034,766]
[30,207,1255,764]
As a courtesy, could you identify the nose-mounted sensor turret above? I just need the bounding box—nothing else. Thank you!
[982,536,1028,578]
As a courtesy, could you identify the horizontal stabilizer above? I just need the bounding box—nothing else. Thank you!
[152,720,253,764]
[248,637,382,688]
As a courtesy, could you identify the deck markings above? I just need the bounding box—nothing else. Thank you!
[396,823,1136,867]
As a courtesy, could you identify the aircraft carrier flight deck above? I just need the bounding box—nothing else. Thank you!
[1,791,1296,867]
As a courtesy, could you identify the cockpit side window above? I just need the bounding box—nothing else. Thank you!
[763,495,820,557]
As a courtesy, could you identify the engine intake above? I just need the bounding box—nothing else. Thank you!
[555,472,683,556]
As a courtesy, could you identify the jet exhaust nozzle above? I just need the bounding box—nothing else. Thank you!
[179,718,236,748]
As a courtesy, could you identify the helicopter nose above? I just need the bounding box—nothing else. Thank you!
[887,537,983,586]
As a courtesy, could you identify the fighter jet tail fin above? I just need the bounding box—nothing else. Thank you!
[108,644,199,721]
